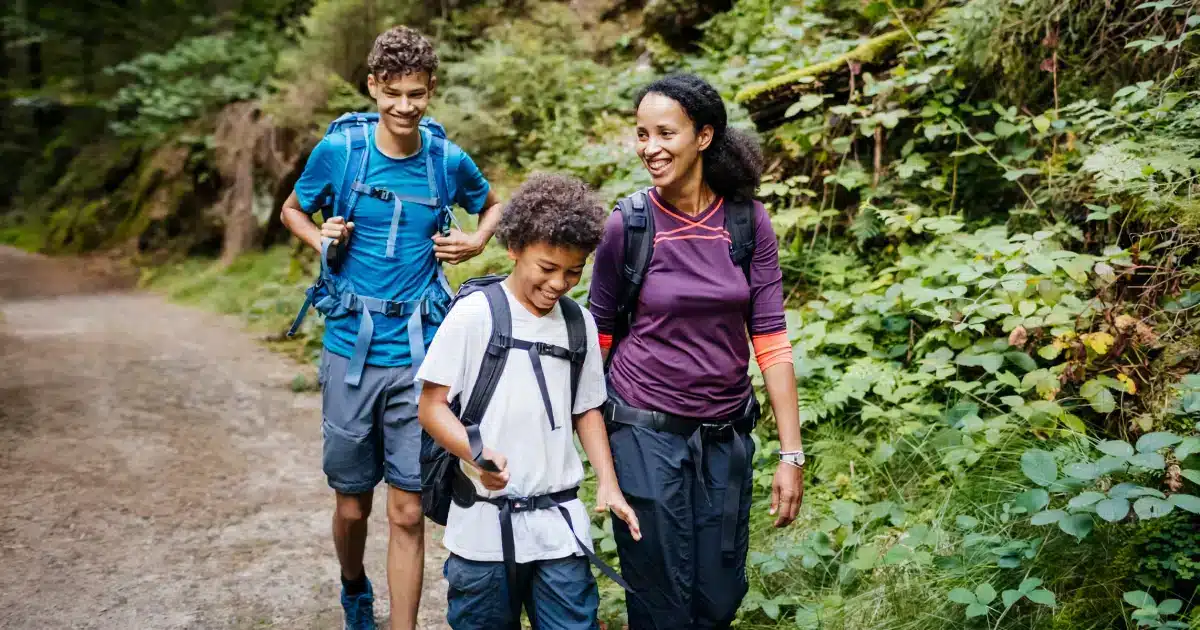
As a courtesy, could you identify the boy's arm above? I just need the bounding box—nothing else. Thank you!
[281,140,352,254]
[433,187,503,265]
[418,383,510,489]
[575,409,641,540]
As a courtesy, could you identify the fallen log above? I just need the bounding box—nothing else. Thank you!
[734,30,910,131]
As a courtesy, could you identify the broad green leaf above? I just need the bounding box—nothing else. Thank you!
[1128,452,1166,470]
[1097,440,1134,458]
[1157,599,1183,615]
[1065,462,1099,480]
[1014,489,1050,513]
[975,583,997,605]
[995,120,1019,138]
[1058,513,1094,540]
[1021,450,1058,486]
[956,353,1005,373]
[1098,456,1129,476]
[1136,432,1182,453]
[997,371,1021,388]
[763,599,781,619]
[1038,344,1062,360]
[1033,115,1051,133]
[1018,578,1043,592]
[1175,437,1200,460]
[1181,469,1200,486]
[1031,509,1065,525]
[1081,380,1116,413]
[1096,498,1130,522]
[965,603,989,618]
[1133,497,1174,519]
[1123,591,1154,608]
[1168,494,1200,514]
[1068,491,1106,508]
[1001,590,1022,609]
[956,515,980,530]
[1027,589,1056,607]
[1060,413,1088,434]
[1026,254,1057,275]
[1005,351,1038,372]
[948,588,977,605]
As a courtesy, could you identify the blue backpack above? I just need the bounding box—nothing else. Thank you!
[286,112,460,388]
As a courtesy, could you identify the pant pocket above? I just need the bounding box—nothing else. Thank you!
[322,415,378,492]
[444,555,511,629]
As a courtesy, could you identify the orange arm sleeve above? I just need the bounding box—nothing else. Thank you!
[752,331,793,371]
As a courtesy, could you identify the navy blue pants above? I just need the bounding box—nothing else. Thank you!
[443,554,600,630]
[608,423,756,629]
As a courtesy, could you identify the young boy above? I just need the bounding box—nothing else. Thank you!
[416,173,641,629]
[280,26,503,630]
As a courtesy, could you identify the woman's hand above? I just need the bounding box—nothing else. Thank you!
[769,463,804,527]
[596,482,642,541]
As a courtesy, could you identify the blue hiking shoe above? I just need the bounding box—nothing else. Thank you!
[340,577,377,630]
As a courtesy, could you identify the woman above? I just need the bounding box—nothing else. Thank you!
[588,73,805,629]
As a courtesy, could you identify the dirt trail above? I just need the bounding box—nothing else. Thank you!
[0,247,450,629]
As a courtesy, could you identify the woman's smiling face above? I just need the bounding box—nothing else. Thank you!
[635,92,713,191]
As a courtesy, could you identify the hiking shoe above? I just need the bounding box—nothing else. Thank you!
[341,577,377,630]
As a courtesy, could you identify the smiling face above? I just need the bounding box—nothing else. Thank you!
[367,71,435,141]
[635,92,713,192]
[507,242,589,316]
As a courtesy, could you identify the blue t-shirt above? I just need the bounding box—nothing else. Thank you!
[295,126,491,367]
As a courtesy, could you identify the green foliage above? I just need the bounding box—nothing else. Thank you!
[104,27,283,138]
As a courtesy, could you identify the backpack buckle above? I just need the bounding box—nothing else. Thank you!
[488,335,512,356]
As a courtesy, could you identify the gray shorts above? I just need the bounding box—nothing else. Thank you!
[318,349,421,494]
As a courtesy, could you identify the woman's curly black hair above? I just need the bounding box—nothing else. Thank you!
[496,173,607,254]
[635,73,764,201]
[368,26,439,81]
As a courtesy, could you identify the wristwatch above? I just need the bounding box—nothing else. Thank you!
[779,450,805,468]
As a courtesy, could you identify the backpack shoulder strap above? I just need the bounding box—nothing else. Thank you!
[458,282,513,428]
[557,297,588,407]
[724,196,757,286]
[609,188,654,361]
[340,120,374,224]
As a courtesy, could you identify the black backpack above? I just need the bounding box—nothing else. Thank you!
[605,187,757,362]
[419,274,587,526]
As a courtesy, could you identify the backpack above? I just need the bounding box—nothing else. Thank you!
[419,274,588,526]
[286,112,459,387]
[605,187,757,362]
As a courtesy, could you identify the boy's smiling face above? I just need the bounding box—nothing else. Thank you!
[367,71,435,141]
[507,243,589,316]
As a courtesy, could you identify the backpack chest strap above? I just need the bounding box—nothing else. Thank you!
[484,336,582,432]
[340,292,430,388]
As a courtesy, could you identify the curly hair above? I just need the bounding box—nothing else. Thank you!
[634,73,764,201]
[496,173,607,254]
[367,26,439,81]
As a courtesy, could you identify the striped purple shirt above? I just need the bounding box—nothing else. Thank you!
[588,189,787,418]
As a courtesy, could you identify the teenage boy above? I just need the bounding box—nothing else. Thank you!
[280,25,502,630]
[417,173,641,629]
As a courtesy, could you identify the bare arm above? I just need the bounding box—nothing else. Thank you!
[763,361,804,527]
[280,190,353,254]
[433,188,504,265]
[575,408,641,539]
[418,381,509,489]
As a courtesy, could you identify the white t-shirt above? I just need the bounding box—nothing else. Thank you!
[415,281,608,563]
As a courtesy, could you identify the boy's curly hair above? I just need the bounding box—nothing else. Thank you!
[367,26,438,81]
[497,173,607,253]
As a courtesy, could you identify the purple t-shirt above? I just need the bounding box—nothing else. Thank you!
[588,189,787,418]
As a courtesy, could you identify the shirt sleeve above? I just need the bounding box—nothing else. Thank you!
[587,211,626,350]
[572,308,608,414]
[416,293,487,401]
[293,135,346,215]
[748,200,786,337]
[453,151,492,215]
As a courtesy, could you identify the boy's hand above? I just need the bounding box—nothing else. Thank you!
[432,228,485,265]
[596,483,641,541]
[476,447,510,491]
[321,216,354,246]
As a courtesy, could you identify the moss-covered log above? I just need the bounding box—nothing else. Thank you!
[735,30,910,131]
